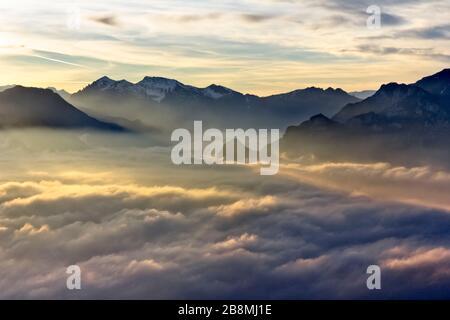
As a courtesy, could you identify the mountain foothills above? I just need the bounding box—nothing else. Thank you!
[282,69,450,167]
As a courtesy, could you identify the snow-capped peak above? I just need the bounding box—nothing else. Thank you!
[91,76,135,93]
[84,76,240,103]
[202,84,237,99]
[136,77,183,102]
[92,76,115,87]
[138,77,182,91]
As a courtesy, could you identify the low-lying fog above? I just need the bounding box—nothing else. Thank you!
[1,129,449,299]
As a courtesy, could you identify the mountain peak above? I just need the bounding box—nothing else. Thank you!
[5,85,57,97]
[206,84,228,90]
[91,76,117,87]
[295,87,349,96]
[138,76,182,87]
[325,87,345,94]
[203,84,238,99]
[431,68,450,78]
[310,113,334,124]
[94,76,115,84]
[374,82,427,99]
[303,86,322,92]
[136,77,184,100]
[0,86,124,131]
[98,75,113,81]
[375,82,423,98]
[378,82,405,91]
[87,77,135,94]
[297,113,339,130]
[414,68,450,96]
[334,75,447,124]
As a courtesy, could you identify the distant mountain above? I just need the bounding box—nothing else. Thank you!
[0,86,125,131]
[71,76,359,130]
[259,87,360,118]
[47,87,71,101]
[333,82,449,128]
[349,90,376,100]
[73,76,244,103]
[1,85,71,101]
[282,69,450,166]
[294,113,341,130]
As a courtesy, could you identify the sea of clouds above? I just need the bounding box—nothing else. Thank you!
[0,130,449,299]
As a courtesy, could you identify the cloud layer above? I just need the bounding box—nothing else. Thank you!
[0,130,449,299]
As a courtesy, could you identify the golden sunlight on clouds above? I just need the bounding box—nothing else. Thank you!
[280,162,450,212]
[16,223,50,235]
[124,259,166,274]
[275,256,330,274]
[212,196,279,217]
[213,233,258,251]
[383,247,450,270]
[1,136,450,298]
[0,180,237,209]
[382,247,450,283]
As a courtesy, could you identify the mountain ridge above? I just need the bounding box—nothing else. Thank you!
[332,81,448,125]
[0,86,125,131]
[72,76,360,130]
[74,75,357,101]
[282,68,450,166]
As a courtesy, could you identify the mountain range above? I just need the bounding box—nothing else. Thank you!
[282,69,450,166]
[289,68,450,131]
[70,76,360,130]
[0,78,359,132]
[0,68,449,150]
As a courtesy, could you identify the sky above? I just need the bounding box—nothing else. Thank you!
[0,0,449,95]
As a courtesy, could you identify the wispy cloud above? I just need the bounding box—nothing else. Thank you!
[90,14,120,27]
[240,13,277,23]
[400,24,450,39]
[0,0,448,93]
[30,54,88,68]
[356,44,450,62]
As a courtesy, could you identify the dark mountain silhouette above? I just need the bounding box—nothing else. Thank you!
[0,86,125,131]
[414,68,450,96]
[260,87,359,118]
[294,113,341,131]
[282,69,450,167]
[333,82,449,128]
